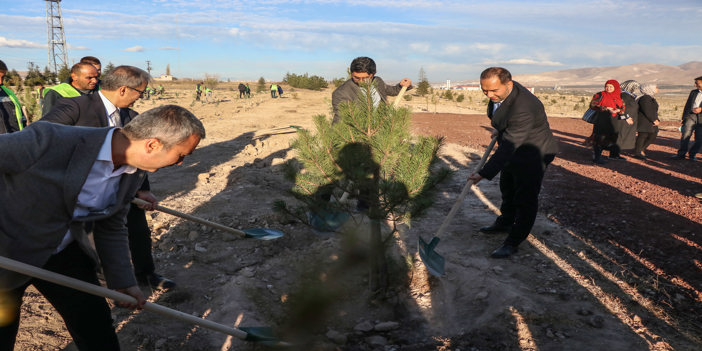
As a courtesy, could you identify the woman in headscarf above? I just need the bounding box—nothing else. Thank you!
[614,80,640,157]
[590,79,626,164]
[634,83,660,160]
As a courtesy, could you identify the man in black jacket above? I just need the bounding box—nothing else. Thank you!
[469,67,558,258]
[672,76,702,161]
[42,65,176,290]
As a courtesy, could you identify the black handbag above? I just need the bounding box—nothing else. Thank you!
[582,108,597,123]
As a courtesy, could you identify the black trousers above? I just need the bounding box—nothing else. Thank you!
[635,131,658,156]
[0,242,120,350]
[495,155,554,247]
[126,204,155,277]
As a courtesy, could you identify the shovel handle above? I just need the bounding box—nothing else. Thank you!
[0,255,248,340]
[392,86,408,107]
[131,198,245,237]
[434,135,498,238]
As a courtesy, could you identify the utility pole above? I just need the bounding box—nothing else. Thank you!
[146,60,152,75]
[45,0,68,75]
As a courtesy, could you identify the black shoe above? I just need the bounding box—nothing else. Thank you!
[690,156,698,161]
[609,155,625,160]
[479,223,512,234]
[139,273,176,290]
[670,154,685,160]
[491,244,518,258]
[633,154,647,160]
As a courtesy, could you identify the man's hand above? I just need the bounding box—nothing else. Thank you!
[625,118,634,125]
[116,285,146,309]
[135,190,157,211]
[399,78,412,88]
[653,120,660,126]
[468,173,483,184]
[692,107,702,114]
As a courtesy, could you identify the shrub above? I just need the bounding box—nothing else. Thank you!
[456,94,465,102]
[283,72,328,91]
[403,94,412,101]
[416,79,430,96]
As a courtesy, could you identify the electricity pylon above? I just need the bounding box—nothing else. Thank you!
[46,0,68,75]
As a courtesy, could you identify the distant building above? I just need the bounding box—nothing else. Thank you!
[154,74,174,81]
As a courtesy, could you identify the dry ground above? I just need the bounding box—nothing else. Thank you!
[12,82,702,350]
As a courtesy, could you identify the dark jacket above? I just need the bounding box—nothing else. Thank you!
[637,95,659,133]
[478,81,558,180]
[681,89,701,124]
[614,92,638,149]
[331,76,409,123]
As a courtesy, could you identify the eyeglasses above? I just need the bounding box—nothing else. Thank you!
[127,86,146,97]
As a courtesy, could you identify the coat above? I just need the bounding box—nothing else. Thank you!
[478,81,558,180]
[614,92,638,149]
[0,122,146,290]
[331,76,407,123]
[681,89,702,124]
[637,95,659,133]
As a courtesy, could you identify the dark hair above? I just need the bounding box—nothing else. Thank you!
[349,57,376,75]
[695,76,702,82]
[101,65,151,91]
[0,59,7,73]
[79,56,101,66]
[71,62,97,75]
[480,67,512,84]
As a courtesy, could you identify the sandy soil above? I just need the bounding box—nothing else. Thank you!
[12,85,702,351]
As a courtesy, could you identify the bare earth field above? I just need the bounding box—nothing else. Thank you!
[13,84,702,350]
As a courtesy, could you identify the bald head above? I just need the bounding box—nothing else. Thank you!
[70,62,98,91]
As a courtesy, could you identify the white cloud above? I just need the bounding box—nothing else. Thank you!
[228,28,240,36]
[124,46,145,52]
[68,43,89,50]
[499,58,563,66]
[410,42,430,53]
[160,46,180,51]
[0,36,44,49]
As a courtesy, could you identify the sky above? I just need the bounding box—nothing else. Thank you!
[1,0,701,83]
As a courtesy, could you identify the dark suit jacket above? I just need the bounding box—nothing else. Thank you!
[479,81,558,180]
[637,95,659,133]
[331,76,408,123]
[681,89,701,124]
[41,93,150,191]
[0,122,146,290]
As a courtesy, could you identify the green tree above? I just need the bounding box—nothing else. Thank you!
[283,72,329,91]
[418,67,426,82]
[276,81,449,292]
[443,89,454,101]
[4,69,22,87]
[57,65,70,82]
[256,77,266,92]
[103,62,116,75]
[43,66,57,84]
[19,89,40,124]
[24,63,45,87]
[416,79,430,97]
[165,64,171,76]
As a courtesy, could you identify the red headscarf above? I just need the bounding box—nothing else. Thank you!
[598,79,623,116]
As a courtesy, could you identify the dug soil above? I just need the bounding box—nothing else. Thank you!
[13,86,702,350]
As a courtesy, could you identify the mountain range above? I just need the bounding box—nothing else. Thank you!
[512,61,702,87]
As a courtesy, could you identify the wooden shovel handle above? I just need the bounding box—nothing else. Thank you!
[434,135,498,238]
[0,255,248,339]
[131,198,245,237]
[392,86,408,107]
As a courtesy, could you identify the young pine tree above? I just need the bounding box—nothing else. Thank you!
[276,81,449,292]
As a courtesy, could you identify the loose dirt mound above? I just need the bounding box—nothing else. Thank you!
[14,87,702,350]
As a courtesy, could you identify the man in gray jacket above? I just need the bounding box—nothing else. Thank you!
[672,76,702,161]
[0,105,204,350]
[331,56,412,123]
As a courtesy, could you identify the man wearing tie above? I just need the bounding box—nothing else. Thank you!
[41,65,176,290]
[469,67,558,258]
[671,76,702,161]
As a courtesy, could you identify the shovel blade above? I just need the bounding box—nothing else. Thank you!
[242,228,284,240]
[418,236,445,277]
[240,326,289,347]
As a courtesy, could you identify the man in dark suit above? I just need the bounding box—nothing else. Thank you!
[331,56,412,123]
[0,105,205,349]
[41,65,176,290]
[672,76,702,161]
[469,67,558,258]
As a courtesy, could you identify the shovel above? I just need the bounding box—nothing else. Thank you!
[131,198,283,240]
[0,255,290,347]
[418,135,498,276]
[392,86,408,107]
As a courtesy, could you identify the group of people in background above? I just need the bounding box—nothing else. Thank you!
[587,79,661,163]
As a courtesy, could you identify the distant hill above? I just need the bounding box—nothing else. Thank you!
[512,62,702,87]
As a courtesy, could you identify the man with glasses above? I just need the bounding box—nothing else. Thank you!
[42,62,99,116]
[42,66,177,290]
[331,56,412,123]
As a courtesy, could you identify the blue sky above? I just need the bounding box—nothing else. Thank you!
[1,0,701,82]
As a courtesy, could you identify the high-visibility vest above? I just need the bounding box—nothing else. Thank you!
[42,83,81,98]
[0,85,24,131]
[270,84,278,91]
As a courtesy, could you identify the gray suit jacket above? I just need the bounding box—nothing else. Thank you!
[0,122,146,290]
[331,76,407,123]
[479,81,559,180]
[681,89,701,124]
